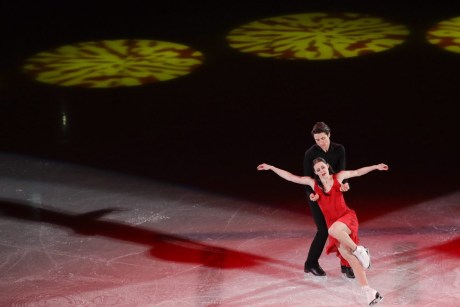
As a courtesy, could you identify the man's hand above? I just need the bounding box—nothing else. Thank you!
[309,193,319,201]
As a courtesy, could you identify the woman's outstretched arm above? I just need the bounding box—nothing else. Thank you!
[337,163,389,182]
[257,163,315,189]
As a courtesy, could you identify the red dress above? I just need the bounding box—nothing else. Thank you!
[314,174,359,258]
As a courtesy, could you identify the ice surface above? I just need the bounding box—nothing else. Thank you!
[0,154,459,306]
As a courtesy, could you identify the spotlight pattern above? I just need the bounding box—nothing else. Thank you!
[227,12,409,60]
[426,16,460,54]
[23,39,204,88]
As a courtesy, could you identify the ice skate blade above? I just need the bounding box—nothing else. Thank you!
[366,247,372,270]
[303,272,327,282]
[369,292,383,305]
[341,274,355,281]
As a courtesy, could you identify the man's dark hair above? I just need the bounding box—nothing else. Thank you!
[311,122,331,136]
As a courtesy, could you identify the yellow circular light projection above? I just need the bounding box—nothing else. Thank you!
[227,12,409,60]
[426,17,460,54]
[23,39,204,88]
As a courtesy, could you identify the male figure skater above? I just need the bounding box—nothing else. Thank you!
[304,122,354,278]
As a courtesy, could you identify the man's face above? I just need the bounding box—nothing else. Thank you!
[313,132,330,152]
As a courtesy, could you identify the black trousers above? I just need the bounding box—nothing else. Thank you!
[304,200,328,270]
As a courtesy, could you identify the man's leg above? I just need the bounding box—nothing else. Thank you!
[304,201,328,275]
[340,255,355,279]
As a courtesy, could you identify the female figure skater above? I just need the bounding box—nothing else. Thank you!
[257,157,388,305]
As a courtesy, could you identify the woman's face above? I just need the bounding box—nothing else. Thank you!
[314,161,329,178]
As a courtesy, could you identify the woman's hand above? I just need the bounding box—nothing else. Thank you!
[376,163,389,171]
[257,163,272,171]
[340,182,350,192]
[309,193,319,201]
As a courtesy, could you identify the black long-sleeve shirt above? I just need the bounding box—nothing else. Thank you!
[303,142,347,194]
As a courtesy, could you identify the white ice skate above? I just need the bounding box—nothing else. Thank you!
[353,245,371,269]
[363,286,383,305]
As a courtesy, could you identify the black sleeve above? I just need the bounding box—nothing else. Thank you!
[303,148,315,194]
[304,152,312,177]
[336,145,346,172]
[336,145,348,184]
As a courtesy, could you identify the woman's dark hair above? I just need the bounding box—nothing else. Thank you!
[312,157,335,194]
[311,122,331,136]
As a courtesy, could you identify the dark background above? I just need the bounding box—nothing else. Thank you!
[0,0,458,215]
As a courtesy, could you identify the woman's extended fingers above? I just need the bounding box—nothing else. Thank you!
[257,164,268,170]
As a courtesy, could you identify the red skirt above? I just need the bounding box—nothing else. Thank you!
[325,210,359,257]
